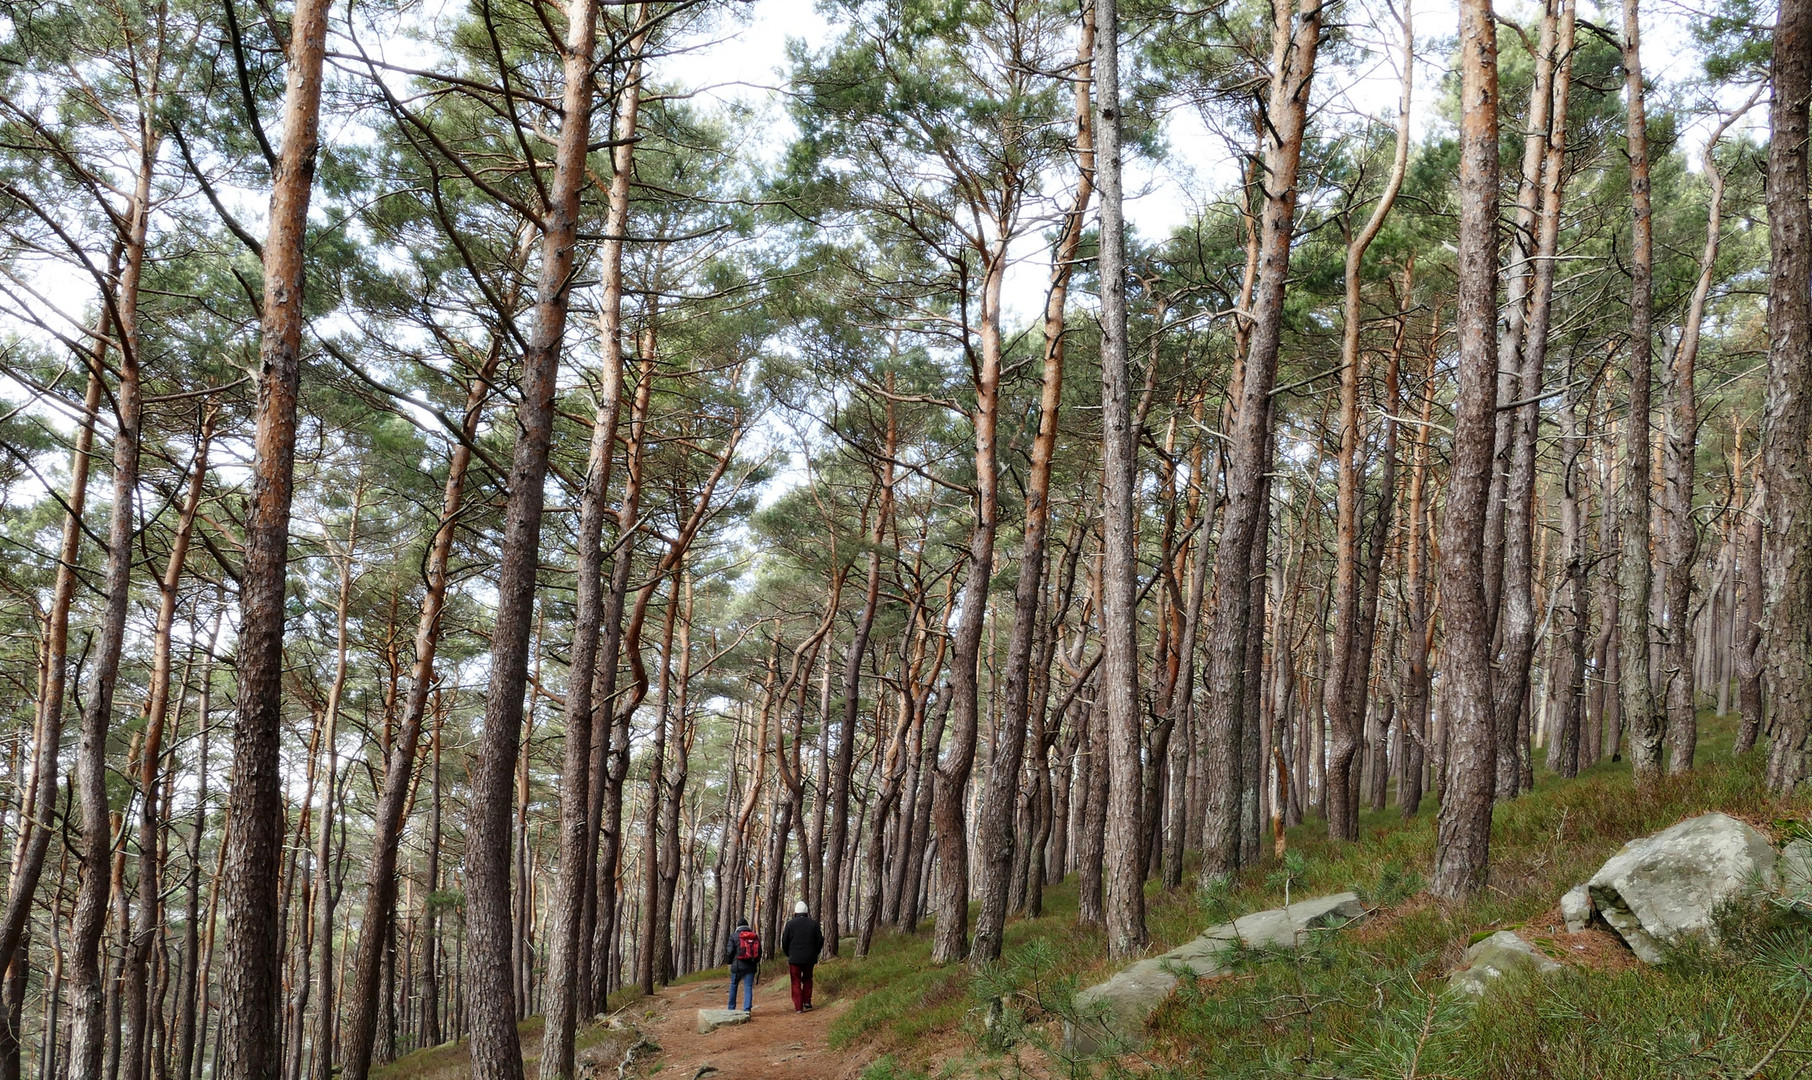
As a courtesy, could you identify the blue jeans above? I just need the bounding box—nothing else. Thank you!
[729,970,755,1011]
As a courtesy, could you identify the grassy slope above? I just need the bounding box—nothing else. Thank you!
[822,714,1812,1079]
[374,715,1806,1079]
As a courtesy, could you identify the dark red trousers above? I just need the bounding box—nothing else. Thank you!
[788,963,814,1011]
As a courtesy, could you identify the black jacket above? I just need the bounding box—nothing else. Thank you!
[780,913,824,966]
[724,926,760,975]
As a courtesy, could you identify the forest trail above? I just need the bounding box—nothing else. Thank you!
[631,974,873,1080]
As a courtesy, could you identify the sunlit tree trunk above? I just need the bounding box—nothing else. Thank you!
[930,239,1008,964]
[217,0,334,1071]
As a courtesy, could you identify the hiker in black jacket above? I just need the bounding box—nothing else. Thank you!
[724,917,760,1012]
[780,901,825,1013]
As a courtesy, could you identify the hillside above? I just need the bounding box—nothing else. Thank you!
[371,717,1809,1080]
[786,721,1807,1079]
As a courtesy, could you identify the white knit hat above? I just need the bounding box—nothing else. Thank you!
[795,900,809,914]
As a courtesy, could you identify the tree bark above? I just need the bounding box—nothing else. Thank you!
[463,0,598,1071]
[929,237,1007,964]
[307,489,361,1080]
[1200,0,1325,882]
[1735,467,1766,754]
[1431,0,1500,901]
[1492,0,1566,800]
[1620,0,1663,783]
[0,368,100,1076]
[174,612,221,1080]
[217,0,334,1072]
[1092,0,1146,959]
[70,119,159,1080]
[549,6,646,1048]
[827,448,893,960]
[343,341,501,1080]
[1763,0,1812,793]
[1400,325,1438,817]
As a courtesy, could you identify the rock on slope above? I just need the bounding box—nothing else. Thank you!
[1065,892,1366,1056]
[1580,812,1779,964]
[1448,931,1564,999]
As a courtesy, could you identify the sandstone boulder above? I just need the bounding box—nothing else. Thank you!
[1560,883,1593,934]
[695,1009,748,1034]
[1587,812,1777,963]
[1065,892,1366,1056]
[1779,839,1812,901]
[1448,931,1563,1000]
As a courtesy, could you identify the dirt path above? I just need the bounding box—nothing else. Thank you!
[629,974,874,1080]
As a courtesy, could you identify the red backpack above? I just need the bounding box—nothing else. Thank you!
[736,928,761,962]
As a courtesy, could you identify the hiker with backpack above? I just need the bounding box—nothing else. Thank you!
[724,917,761,1012]
[780,900,825,1013]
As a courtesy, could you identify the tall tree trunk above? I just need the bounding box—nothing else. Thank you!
[0,368,100,1079]
[1095,0,1147,959]
[1493,0,1566,800]
[1431,0,1501,901]
[1325,8,1412,840]
[1663,99,1753,772]
[1592,410,1624,762]
[1735,468,1766,754]
[343,344,501,1080]
[122,408,216,1080]
[308,490,361,1080]
[827,452,894,960]
[552,8,647,1048]
[967,24,1095,951]
[217,0,334,1071]
[591,342,657,1010]
[1620,0,1662,782]
[929,240,1008,964]
[1169,456,1214,884]
[1763,0,1812,793]
[70,121,160,1080]
[1551,366,1588,779]
[1348,276,1409,823]
[635,572,682,993]
[1400,326,1437,817]
[1200,0,1324,882]
[463,0,599,1072]
[174,613,221,1080]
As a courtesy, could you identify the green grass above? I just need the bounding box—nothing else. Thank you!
[826,712,1810,1078]
[378,714,1807,1080]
